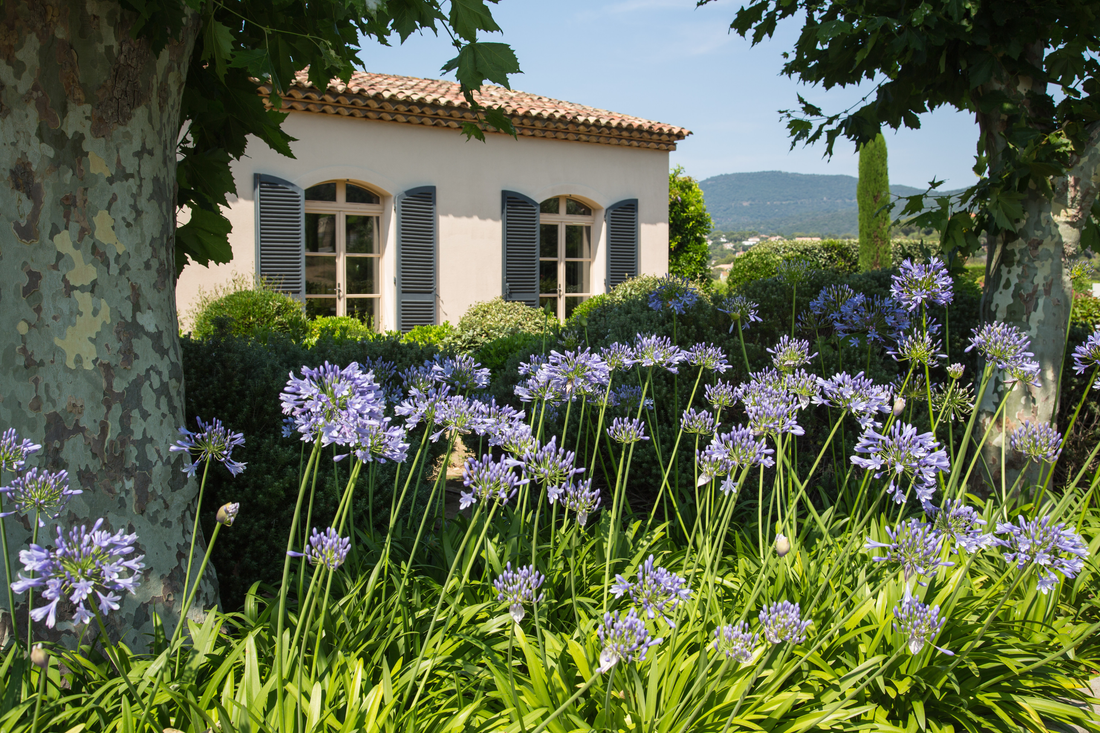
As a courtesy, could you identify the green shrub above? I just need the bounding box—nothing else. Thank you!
[475,331,546,374]
[306,315,376,345]
[402,322,456,347]
[444,297,554,352]
[190,278,309,342]
[1072,293,1100,327]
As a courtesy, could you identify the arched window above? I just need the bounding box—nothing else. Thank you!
[539,196,593,320]
[304,181,383,324]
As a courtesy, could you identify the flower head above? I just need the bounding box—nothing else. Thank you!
[697,426,775,486]
[925,499,992,553]
[632,335,687,373]
[1009,421,1063,464]
[776,258,814,287]
[12,519,144,628]
[648,274,700,314]
[548,477,601,526]
[608,417,649,444]
[966,323,1041,381]
[994,515,1089,593]
[461,454,528,509]
[523,437,581,486]
[851,422,949,507]
[216,502,240,526]
[430,354,490,392]
[891,258,953,311]
[681,407,718,436]
[0,429,41,473]
[490,421,538,458]
[719,294,762,331]
[493,562,545,623]
[809,284,859,327]
[893,594,952,655]
[686,343,731,373]
[1071,327,1100,382]
[712,622,758,663]
[611,555,691,626]
[705,380,738,409]
[600,342,637,371]
[280,362,386,446]
[287,527,350,571]
[836,294,910,344]
[597,609,662,672]
[758,601,810,644]
[545,348,611,400]
[1,468,80,526]
[947,363,965,380]
[814,372,892,428]
[766,335,817,373]
[866,518,953,585]
[169,417,246,477]
[931,382,974,423]
[889,330,946,367]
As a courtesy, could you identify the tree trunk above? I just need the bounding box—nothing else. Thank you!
[0,0,209,649]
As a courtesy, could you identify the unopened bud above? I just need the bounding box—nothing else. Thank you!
[892,397,906,416]
[947,363,965,380]
[216,502,240,526]
[775,534,791,557]
[30,644,48,668]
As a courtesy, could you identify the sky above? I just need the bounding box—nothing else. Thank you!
[358,0,982,190]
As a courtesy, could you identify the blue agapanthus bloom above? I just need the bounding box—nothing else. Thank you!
[686,343,731,373]
[12,519,144,628]
[697,426,775,486]
[460,454,528,509]
[1,468,81,526]
[489,421,538,458]
[600,342,637,371]
[493,562,545,623]
[994,515,1089,594]
[544,348,611,400]
[597,609,662,673]
[352,421,410,464]
[866,518,953,586]
[893,593,952,655]
[719,294,762,332]
[547,477,601,526]
[431,394,492,441]
[1071,326,1100,386]
[766,335,817,372]
[648,274,700,314]
[712,621,758,663]
[0,429,41,474]
[851,422,949,506]
[889,329,947,367]
[429,354,490,392]
[891,258,954,311]
[280,362,387,447]
[1009,421,1063,464]
[632,334,687,373]
[781,368,821,408]
[836,294,910,345]
[523,436,581,486]
[814,371,892,428]
[288,526,351,571]
[611,555,691,627]
[170,417,247,477]
[681,407,718,435]
[925,500,993,553]
[759,601,810,644]
[705,380,738,409]
[965,322,1040,377]
[608,417,649,444]
[809,284,859,327]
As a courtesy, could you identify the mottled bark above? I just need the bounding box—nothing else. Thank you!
[0,0,210,649]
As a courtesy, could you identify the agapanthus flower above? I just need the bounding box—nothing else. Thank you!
[600,342,636,371]
[490,421,538,458]
[931,382,974,423]
[758,601,810,644]
[216,502,240,526]
[925,499,993,553]
[170,417,246,477]
[1,468,80,526]
[394,385,451,427]
[866,518,953,586]
[1009,421,1063,464]
[493,562,545,623]
[814,372,892,428]
[0,429,41,473]
[712,622,758,663]
[12,519,144,628]
[608,417,649,444]
[611,555,691,626]
[697,427,775,486]
[432,395,490,441]
[430,354,490,392]
[280,362,386,446]
[776,258,814,287]
[523,437,581,486]
[766,336,817,373]
[891,258,953,311]
[809,284,859,326]
[681,408,718,435]
[994,515,1089,593]
[745,393,805,437]
[705,381,738,409]
[353,421,410,464]
[1071,327,1100,385]
[781,368,820,408]
[648,274,700,314]
[460,454,528,509]
[889,330,946,367]
[597,609,662,673]
[965,322,1040,378]
[632,335,687,373]
[548,477,601,526]
[893,594,952,655]
[514,368,563,404]
[545,348,611,400]
[851,422,949,506]
[287,526,350,571]
[719,294,762,331]
[686,343,731,373]
[836,294,910,345]
[615,385,654,413]
[402,362,443,393]
[947,363,965,380]
[477,399,526,438]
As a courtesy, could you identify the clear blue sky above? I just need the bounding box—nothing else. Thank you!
[359,0,981,190]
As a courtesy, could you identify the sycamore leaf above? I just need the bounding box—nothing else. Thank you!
[175,208,234,275]
[442,42,520,90]
[201,18,235,81]
[481,106,516,137]
[449,0,501,42]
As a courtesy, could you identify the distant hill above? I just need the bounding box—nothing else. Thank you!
[699,171,956,237]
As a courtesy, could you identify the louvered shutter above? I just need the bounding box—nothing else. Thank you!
[255,174,305,298]
[605,199,639,291]
[396,186,437,332]
[501,191,539,308]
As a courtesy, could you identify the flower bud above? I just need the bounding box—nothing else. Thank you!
[30,644,48,669]
[216,502,240,527]
[947,363,965,380]
[775,534,791,557]
[892,397,906,416]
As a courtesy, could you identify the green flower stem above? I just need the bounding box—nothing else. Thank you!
[528,669,602,733]
[649,365,705,535]
[28,652,46,733]
[25,515,39,656]
[91,607,141,710]
[602,444,629,613]
[0,471,16,642]
[735,322,750,374]
[945,363,994,498]
[588,376,617,475]
[600,664,616,730]
[308,567,336,683]
[718,645,778,733]
[669,655,730,733]
[297,447,326,604]
[956,393,1009,498]
[505,630,527,733]
[1037,366,1098,502]
[179,459,212,632]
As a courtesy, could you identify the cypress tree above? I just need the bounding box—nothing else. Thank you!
[858,133,892,270]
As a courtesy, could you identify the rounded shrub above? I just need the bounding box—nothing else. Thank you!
[190,282,309,342]
[445,297,554,353]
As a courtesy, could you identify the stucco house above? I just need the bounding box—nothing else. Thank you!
[175,72,691,332]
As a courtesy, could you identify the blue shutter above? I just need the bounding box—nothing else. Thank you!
[255,174,305,299]
[396,186,437,332]
[605,199,638,292]
[502,191,539,308]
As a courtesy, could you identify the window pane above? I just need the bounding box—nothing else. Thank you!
[539,197,560,215]
[346,215,376,254]
[306,298,337,318]
[346,256,378,295]
[305,183,336,202]
[565,225,590,259]
[565,198,591,216]
[565,296,587,319]
[540,260,558,294]
[565,260,589,294]
[346,298,377,328]
[346,184,380,204]
[305,255,336,295]
[306,213,336,253]
[540,224,558,258]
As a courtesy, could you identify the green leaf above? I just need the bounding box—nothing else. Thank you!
[202,18,235,81]
[443,42,521,90]
[449,0,501,42]
[176,207,234,274]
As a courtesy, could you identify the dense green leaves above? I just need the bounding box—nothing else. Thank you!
[669,166,714,284]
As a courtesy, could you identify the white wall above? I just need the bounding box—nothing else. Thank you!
[176,110,671,331]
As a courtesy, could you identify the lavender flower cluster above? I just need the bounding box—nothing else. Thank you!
[611,555,691,627]
[493,562,545,623]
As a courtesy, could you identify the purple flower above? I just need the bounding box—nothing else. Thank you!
[889,330,946,367]
[744,392,805,437]
[632,335,687,373]
[489,421,538,458]
[402,363,444,393]
[836,294,910,345]
[0,429,41,473]
[395,385,452,428]
[608,417,649,444]
[430,354,489,392]
[776,258,814,286]
[814,371,892,427]
[432,395,490,441]
[493,562,545,623]
[866,518,953,586]
[523,437,581,486]
[1071,327,1100,383]
[758,601,810,644]
[611,555,691,627]
[686,343,731,373]
[931,382,974,423]
[12,519,144,628]
[649,274,700,314]
[712,622,758,663]
[353,421,410,464]
[548,477,601,526]
[891,258,954,311]
[461,454,528,509]
[851,422,949,506]
[766,335,817,372]
[719,294,762,331]
[1,468,80,526]
[994,515,1089,594]
[597,609,662,672]
[893,593,952,655]
[1009,421,1063,464]
[809,284,858,326]
[705,380,738,409]
[925,500,993,553]
[965,323,1041,381]
[287,527,350,571]
[280,362,386,446]
[697,427,775,486]
[681,408,718,435]
[545,348,611,400]
[514,367,562,405]
[947,363,965,380]
[601,342,637,371]
[781,368,821,408]
[216,502,240,526]
[614,385,653,413]
[170,417,246,477]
